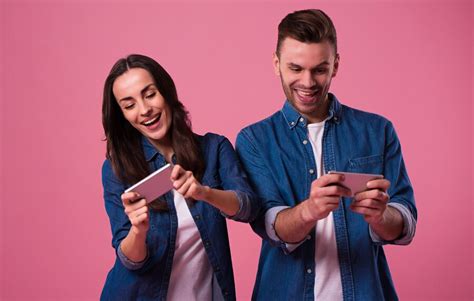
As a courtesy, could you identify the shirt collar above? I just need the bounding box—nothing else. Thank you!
[281,93,342,129]
[141,136,177,164]
[141,136,161,162]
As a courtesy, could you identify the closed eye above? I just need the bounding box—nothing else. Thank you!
[124,103,135,110]
[314,68,328,74]
[145,92,156,100]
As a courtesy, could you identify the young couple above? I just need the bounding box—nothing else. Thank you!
[101,9,416,301]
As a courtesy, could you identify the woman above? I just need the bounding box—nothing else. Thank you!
[101,54,257,301]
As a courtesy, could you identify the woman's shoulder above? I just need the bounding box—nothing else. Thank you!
[196,132,236,159]
[101,158,123,186]
[197,132,231,146]
[102,158,113,176]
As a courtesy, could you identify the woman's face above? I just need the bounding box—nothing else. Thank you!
[113,68,172,147]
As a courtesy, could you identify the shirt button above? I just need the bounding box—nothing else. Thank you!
[290,121,295,126]
[299,117,304,122]
[195,215,201,220]
[307,269,312,274]
[309,169,315,174]
[302,139,308,145]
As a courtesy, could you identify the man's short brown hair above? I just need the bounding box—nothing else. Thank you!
[276,9,338,56]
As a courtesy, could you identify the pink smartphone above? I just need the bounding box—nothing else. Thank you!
[125,163,173,203]
[328,171,384,196]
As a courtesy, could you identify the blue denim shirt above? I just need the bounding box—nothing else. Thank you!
[235,94,417,301]
[101,133,258,301]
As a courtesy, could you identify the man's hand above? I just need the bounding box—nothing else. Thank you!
[300,173,352,223]
[350,179,390,225]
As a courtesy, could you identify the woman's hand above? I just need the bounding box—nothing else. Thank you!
[170,164,210,200]
[121,192,149,235]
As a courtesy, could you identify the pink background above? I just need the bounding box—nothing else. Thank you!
[1,0,472,300]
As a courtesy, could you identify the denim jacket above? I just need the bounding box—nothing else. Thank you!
[235,94,417,301]
[101,133,258,301]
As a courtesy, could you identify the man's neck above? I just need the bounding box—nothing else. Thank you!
[305,97,330,123]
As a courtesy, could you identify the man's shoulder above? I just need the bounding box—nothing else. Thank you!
[341,104,392,126]
[238,110,283,136]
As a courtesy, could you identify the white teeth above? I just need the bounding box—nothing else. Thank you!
[143,116,158,126]
[297,90,316,97]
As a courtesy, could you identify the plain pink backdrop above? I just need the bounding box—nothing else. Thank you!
[1,1,472,300]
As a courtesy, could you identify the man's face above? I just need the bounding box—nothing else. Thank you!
[274,37,339,123]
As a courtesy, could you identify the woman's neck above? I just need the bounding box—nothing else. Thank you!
[148,136,174,163]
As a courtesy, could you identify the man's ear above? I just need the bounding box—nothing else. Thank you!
[272,52,281,76]
[332,53,340,78]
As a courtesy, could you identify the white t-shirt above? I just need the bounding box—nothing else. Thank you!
[166,190,213,301]
[307,121,343,301]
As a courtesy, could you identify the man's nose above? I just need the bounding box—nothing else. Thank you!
[300,70,316,88]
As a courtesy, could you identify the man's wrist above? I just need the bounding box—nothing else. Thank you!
[299,200,321,224]
[369,207,403,240]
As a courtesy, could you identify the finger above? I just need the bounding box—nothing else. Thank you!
[132,205,149,217]
[172,174,188,190]
[170,164,184,180]
[121,191,141,203]
[185,182,198,199]
[350,199,381,210]
[354,190,389,203]
[177,178,193,196]
[314,203,340,217]
[350,205,380,217]
[312,184,351,198]
[131,213,148,226]
[367,179,390,191]
[313,173,346,188]
[124,198,147,214]
[308,196,340,206]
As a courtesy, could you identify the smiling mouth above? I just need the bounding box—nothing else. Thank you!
[142,113,161,126]
[294,89,319,103]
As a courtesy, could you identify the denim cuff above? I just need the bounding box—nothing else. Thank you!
[117,242,148,270]
[369,202,416,245]
[265,206,308,254]
[220,190,251,222]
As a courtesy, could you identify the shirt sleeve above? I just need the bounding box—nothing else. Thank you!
[102,160,132,251]
[371,121,418,245]
[215,136,260,223]
[265,206,310,254]
[236,129,302,249]
[102,159,155,272]
[369,202,417,245]
[117,243,149,270]
[220,190,252,222]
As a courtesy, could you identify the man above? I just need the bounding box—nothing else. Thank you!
[236,9,417,301]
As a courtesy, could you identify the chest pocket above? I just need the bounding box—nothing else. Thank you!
[348,154,383,175]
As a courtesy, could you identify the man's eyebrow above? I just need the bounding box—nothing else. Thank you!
[287,62,302,68]
[287,62,330,69]
[118,84,155,102]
